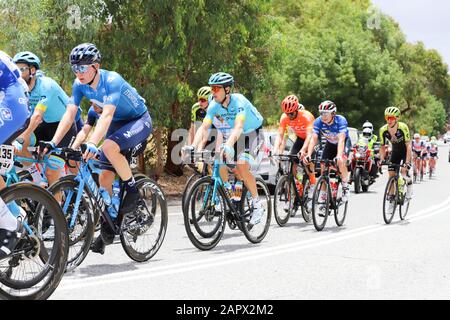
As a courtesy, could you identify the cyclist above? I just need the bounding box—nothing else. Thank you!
[379,107,412,213]
[189,86,211,145]
[421,137,430,175]
[41,43,153,254]
[412,133,425,177]
[189,72,265,226]
[305,100,351,203]
[12,51,77,186]
[0,50,30,259]
[275,95,316,209]
[429,137,438,174]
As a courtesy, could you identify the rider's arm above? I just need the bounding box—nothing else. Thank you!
[307,133,319,157]
[87,104,115,146]
[225,117,244,148]
[405,141,412,164]
[336,132,346,158]
[72,123,93,149]
[275,117,287,154]
[21,108,44,137]
[50,104,78,145]
[192,120,211,149]
[188,122,195,145]
[300,114,315,155]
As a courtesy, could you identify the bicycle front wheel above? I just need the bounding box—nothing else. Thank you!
[334,180,348,227]
[183,176,226,251]
[382,176,398,224]
[273,175,294,227]
[0,182,69,300]
[312,177,329,231]
[120,177,168,262]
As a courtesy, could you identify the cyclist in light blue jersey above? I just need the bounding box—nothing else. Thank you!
[13,51,76,186]
[42,43,152,254]
[189,72,265,226]
[0,50,30,259]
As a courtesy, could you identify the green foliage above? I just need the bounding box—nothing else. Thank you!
[1,0,449,170]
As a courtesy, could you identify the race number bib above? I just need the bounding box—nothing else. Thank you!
[0,145,14,175]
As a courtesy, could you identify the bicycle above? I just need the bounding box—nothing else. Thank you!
[183,153,272,251]
[382,162,412,224]
[0,144,69,300]
[311,159,348,231]
[273,154,312,226]
[47,145,168,270]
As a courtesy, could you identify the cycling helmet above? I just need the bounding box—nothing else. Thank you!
[69,43,101,65]
[197,86,211,100]
[208,72,234,87]
[13,51,41,69]
[413,133,420,139]
[431,136,437,141]
[281,95,299,114]
[362,128,373,139]
[318,100,337,113]
[384,106,400,118]
[362,120,373,131]
[298,103,305,111]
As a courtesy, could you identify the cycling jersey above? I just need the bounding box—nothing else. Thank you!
[204,93,263,138]
[69,69,148,121]
[28,76,69,123]
[0,51,29,144]
[412,140,425,153]
[379,122,410,151]
[313,115,349,145]
[191,102,207,123]
[279,110,315,140]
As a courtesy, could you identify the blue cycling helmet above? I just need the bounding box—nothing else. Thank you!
[70,43,101,65]
[13,51,41,69]
[208,72,234,87]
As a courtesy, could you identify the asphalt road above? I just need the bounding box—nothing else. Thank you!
[52,144,450,300]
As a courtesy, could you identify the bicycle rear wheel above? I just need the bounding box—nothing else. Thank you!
[382,176,398,224]
[120,177,168,262]
[0,182,68,300]
[183,177,226,250]
[334,180,348,226]
[312,177,329,231]
[240,177,272,244]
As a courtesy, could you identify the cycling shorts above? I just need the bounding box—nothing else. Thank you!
[388,150,406,172]
[34,121,77,148]
[321,138,351,161]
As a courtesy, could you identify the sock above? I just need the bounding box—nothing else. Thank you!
[0,199,19,231]
[123,177,138,193]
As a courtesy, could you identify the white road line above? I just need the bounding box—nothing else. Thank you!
[58,194,450,291]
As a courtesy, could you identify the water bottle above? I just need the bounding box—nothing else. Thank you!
[233,181,243,201]
[224,182,233,199]
[398,176,405,194]
[99,187,111,206]
[111,180,121,216]
[28,165,42,184]
[330,180,338,199]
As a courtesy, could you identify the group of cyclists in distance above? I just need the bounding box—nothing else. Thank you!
[0,42,442,298]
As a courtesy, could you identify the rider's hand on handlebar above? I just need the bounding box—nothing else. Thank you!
[39,141,56,157]
[82,142,99,161]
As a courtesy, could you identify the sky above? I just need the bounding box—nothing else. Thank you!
[371,0,450,70]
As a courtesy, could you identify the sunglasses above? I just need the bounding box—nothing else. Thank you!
[198,98,208,103]
[210,86,222,93]
[287,111,297,117]
[385,116,397,121]
[320,111,333,116]
[71,64,92,74]
[19,66,30,73]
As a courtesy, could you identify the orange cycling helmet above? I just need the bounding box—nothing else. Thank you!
[281,95,299,114]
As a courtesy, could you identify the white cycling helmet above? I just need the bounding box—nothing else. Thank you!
[413,133,420,139]
[298,104,305,111]
[362,120,373,131]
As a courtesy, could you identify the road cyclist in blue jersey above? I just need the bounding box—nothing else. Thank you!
[12,51,77,187]
[188,72,266,226]
[41,43,153,254]
[305,100,351,203]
